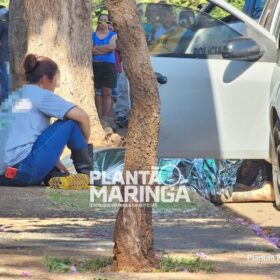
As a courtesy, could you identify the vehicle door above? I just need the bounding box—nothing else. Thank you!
[146,0,277,159]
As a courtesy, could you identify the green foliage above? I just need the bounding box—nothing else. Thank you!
[93,0,106,13]
[4,0,246,30]
[0,0,8,8]
[4,0,246,12]
[44,256,72,273]
[159,256,215,272]
[132,0,245,10]
[228,0,245,10]
[138,0,205,8]
[91,0,247,27]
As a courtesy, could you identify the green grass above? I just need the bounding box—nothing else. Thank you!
[77,258,113,272]
[43,256,113,273]
[159,256,215,272]
[46,188,120,212]
[47,189,93,211]
[44,255,215,274]
[154,190,201,212]
[155,199,197,212]
[44,256,72,273]
[46,187,204,213]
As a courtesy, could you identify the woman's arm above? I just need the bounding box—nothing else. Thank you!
[65,107,91,142]
[92,34,117,55]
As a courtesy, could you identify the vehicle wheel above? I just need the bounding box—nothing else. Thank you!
[272,120,280,210]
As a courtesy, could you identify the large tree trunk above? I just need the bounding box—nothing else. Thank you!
[106,0,161,272]
[9,0,105,145]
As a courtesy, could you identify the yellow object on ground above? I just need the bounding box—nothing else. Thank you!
[48,174,89,190]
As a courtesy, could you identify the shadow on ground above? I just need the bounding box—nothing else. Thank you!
[0,187,279,279]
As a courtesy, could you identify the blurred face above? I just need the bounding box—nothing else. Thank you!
[146,5,157,22]
[98,15,109,30]
[159,8,173,28]
[137,5,144,18]
[40,72,60,92]
[179,11,194,28]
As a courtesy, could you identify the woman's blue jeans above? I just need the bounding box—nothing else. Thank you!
[0,120,87,186]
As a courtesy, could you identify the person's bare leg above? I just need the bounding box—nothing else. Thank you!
[95,95,102,117]
[222,183,275,203]
[102,87,112,117]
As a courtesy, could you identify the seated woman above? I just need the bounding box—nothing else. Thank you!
[0,54,92,189]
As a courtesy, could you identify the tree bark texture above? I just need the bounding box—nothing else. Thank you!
[9,0,105,145]
[106,0,160,272]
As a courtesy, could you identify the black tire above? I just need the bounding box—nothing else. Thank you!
[272,120,280,210]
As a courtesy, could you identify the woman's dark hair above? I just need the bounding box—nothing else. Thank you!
[23,54,59,84]
[98,13,109,21]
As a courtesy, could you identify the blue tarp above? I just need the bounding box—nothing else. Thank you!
[69,147,244,199]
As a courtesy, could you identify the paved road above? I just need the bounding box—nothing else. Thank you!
[0,187,279,279]
[225,201,280,236]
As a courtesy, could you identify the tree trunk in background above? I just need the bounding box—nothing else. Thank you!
[9,0,105,145]
[106,0,160,272]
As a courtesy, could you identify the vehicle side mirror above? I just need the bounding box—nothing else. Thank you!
[222,37,263,61]
[155,72,168,84]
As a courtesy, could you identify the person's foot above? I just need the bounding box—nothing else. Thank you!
[115,116,128,128]
[101,116,116,134]
[209,187,233,205]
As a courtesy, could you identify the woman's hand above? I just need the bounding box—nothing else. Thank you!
[56,160,70,175]
[65,107,90,141]
[92,46,105,55]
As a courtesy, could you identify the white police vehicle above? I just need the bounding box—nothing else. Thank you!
[140,0,280,207]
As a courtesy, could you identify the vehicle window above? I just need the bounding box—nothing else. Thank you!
[243,0,267,20]
[207,6,232,22]
[141,3,242,57]
[213,0,267,20]
[201,0,267,24]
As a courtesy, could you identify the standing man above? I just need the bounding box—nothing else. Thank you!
[0,6,9,104]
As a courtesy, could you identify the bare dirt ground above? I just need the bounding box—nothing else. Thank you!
[0,186,280,280]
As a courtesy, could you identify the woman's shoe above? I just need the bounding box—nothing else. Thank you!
[48,173,89,190]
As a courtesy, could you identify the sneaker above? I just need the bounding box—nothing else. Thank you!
[115,116,128,128]
[48,173,90,190]
[101,117,115,134]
